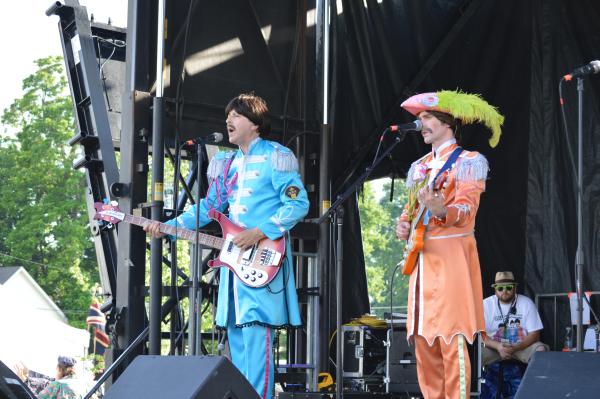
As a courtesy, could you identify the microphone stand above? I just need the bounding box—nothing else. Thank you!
[83,296,181,399]
[316,130,408,399]
[149,0,166,356]
[575,77,585,351]
[190,141,206,355]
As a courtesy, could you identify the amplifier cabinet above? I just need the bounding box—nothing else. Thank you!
[384,328,482,395]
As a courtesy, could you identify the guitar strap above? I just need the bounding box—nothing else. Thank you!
[207,152,238,211]
[423,147,463,224]
[222,152,238,198]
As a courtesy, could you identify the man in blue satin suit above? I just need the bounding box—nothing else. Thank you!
[145,93,309,399]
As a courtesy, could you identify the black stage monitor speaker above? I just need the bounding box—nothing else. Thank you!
[104,355,259,399]
[387,327,481,396]
[0,361,36,399]
[515,351,600,399]
[387,328,420,394]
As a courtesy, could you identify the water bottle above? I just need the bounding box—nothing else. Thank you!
[563,326,573,351]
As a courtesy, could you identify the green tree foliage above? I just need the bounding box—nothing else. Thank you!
[358,179,410,316]
[0,56,97,328]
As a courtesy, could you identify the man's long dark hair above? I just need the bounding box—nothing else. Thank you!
[428,110,462,142]
[225,93,271,135]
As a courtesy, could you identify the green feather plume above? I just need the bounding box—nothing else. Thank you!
[437,90,504,148]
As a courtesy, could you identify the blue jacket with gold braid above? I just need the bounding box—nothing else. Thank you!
[166,137,309,328]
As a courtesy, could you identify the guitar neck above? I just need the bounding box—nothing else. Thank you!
[124,215,224,249]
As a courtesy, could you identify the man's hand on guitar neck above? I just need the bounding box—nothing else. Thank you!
[417,186,447,219]
[143,221,165,239]
[233,227,267,250]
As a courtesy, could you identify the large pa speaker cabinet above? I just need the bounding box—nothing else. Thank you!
[515,351,600,399]
[0,361,36,399]
[104,355,259,399]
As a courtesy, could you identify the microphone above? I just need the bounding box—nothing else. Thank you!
[564,60,600,80]
[389,119,422,132]
[183,132,224,146]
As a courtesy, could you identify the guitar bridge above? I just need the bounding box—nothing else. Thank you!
[260,248,282,266]
[260,249,275,265]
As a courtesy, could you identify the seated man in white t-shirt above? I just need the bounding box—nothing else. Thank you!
[482,271,549,365]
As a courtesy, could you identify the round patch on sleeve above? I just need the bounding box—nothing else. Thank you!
[285,186,301,199]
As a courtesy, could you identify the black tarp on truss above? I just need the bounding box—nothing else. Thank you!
[332,0,600,348]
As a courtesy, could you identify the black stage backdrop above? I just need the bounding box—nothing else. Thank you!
[160,0,600,348]
[526,0,600,347]
[329,0,600,348]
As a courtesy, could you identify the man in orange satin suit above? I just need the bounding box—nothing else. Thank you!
[396,90,504,399]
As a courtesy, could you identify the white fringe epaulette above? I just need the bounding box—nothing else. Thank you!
[207,151,235,180]
[405,154,429,188]
[271,147,299,172]
[456,152,489,182]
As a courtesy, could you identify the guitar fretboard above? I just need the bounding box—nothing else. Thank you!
[124,215,224,249]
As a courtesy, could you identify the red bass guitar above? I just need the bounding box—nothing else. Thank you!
[93,202,285,288]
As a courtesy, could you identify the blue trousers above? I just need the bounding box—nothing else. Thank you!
[227,322,275,399]
[481,361,525,399]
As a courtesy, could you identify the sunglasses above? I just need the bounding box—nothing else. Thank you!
[495,284,515,292]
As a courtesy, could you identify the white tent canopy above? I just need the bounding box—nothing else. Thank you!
[0,267,89,377]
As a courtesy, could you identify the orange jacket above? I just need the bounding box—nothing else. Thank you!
[401,143,487,345]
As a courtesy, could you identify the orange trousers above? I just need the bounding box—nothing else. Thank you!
[415,335,471,399]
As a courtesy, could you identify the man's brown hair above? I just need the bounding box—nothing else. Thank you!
[428,110,462,141]
[225,93,271,135]
[428,110,461,130]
